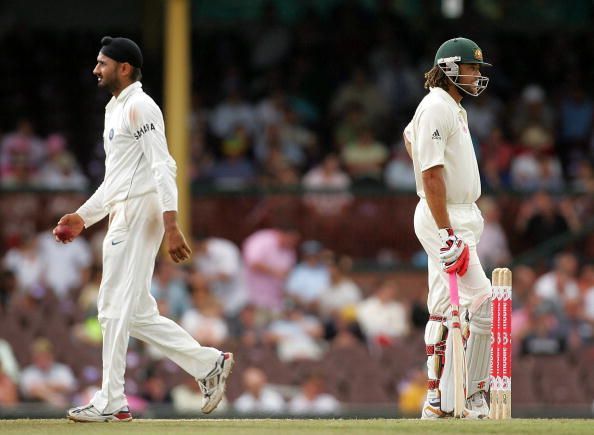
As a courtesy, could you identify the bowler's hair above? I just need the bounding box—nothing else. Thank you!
[424,65,450,91]
[131,67,142,82]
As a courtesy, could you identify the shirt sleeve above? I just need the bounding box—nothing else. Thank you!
[415,103,453,171]
[128,97,178,212]
[76,181,108,227]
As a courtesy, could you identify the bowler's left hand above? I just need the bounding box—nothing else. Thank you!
[166,226,192,263]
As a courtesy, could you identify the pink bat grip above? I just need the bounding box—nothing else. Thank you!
[449,272,460,306]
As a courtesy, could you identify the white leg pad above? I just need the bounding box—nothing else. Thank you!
[465,298,492,397]
[425,318,455,413]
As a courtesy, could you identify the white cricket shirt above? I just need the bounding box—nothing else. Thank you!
[77,82,178,226]
[405,87,481,204]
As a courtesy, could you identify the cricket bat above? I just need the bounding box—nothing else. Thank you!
[449,272,466,418]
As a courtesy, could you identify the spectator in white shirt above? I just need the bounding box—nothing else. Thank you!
[20,338,77,407]
[265,302,324,362]
[289,373,340,415]
[302,153,352,216]
[3,231,45,293]
[193,237,247,317]
[38,225,92,298]
[234,367,285,414]
[357,279,409,345]
[535,252,580,309]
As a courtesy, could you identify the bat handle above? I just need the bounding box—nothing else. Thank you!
[449,272,460,307]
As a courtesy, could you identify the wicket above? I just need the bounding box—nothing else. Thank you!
[490,268,512,419]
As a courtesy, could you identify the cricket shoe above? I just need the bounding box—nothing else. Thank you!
[421,400,488,420]
[198,352,234,414]
[466,391,490,416]
[67,404,132,422]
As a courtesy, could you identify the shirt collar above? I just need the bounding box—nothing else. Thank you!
[106,81,142,110]
[116,81,142,102]
[429,87,464,111]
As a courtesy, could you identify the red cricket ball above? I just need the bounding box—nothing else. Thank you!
[54,224,73,242]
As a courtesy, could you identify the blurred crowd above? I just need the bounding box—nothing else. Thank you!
[1,2,594,194]
[1,0,594,415]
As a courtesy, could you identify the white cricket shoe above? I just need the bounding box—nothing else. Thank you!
[67,404,133,422]
[198,352,234,414]
[421,399,489,420]
[466,391,490,416]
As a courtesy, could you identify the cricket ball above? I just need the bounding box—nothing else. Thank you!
[54,224,73,242]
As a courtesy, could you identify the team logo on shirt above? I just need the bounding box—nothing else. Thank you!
[431,129,441,140]
[134,123,156,140]
[109,128,114,141]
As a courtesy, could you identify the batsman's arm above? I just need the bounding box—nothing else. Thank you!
[422,166,451,229]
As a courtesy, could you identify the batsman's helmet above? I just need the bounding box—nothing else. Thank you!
[434,37,491,96]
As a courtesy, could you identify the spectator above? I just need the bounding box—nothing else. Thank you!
[341,125,388,184]
[285,240,330,309]
[3,231,45,293]
[181,276,229,348]
[534,252,580,309]
[0,361,18,407]
[331,67,389,132]
[193,237,247,317]
[510,126,563,192]
[234,367,285,414]
[37,224,92,299]
[397,366,427,416]
[265,301,324,362]
[476,196,511,270]
[243,228,299,312]
[171,375,229,414]
[0,338,20,384]
[20,338,77,407]
[465,93,503,143]
[150,259,190,321]
[357,279,409,345]
[558,84,593,170]
[510,84,555,138]
[208,126,256,189]
[0,119,45,184]
[515,191,580,247]
[38,133,88,191]
[229,304,268,348]
[318,256,362,318]
[288,373,340,415]
[209,85,256,139]
[141,368,172,404]
[384,143,415,190]
[303,153,352,217]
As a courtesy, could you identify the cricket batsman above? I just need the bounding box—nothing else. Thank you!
[403,37,492,419]
[53,36,233,422]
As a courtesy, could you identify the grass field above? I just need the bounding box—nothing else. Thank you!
[1,419,593,435]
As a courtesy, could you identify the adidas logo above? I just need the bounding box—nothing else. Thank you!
[432,129,441,140]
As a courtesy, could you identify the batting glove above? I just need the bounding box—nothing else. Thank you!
[438,228,470,276]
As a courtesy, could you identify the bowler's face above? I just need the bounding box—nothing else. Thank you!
[93,52,119,92]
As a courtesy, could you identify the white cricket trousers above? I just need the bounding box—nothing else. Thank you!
[413,199,491,315]
[90,192,221,414]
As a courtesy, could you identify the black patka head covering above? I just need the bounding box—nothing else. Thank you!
[100,36,143,68]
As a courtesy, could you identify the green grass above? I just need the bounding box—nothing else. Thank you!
[1,419,593,435]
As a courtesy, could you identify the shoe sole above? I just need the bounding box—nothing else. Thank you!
[67,416,133,423]
[67,412,133,423]
[202,352,234,414]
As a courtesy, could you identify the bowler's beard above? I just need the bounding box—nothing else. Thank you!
[98,75,122,95]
